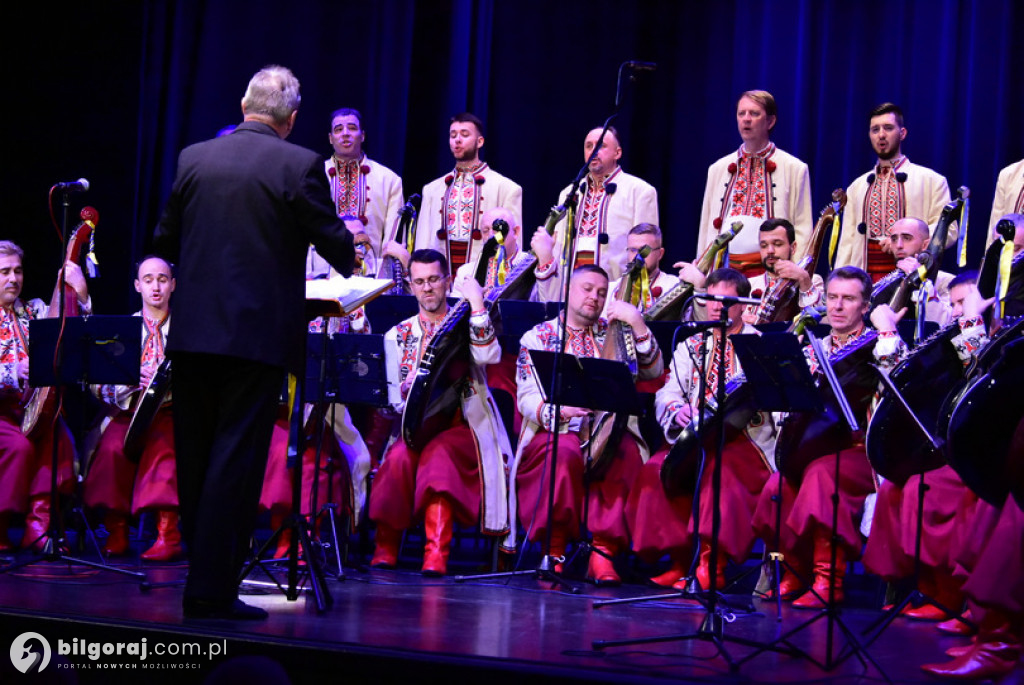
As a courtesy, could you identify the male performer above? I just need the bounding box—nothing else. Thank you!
[697,90,812,276]
[740,218,824,324]
[862,271,990,620]
[752,266,906,608]
[451,207,535,296]
[0,241,88,550]
[416,113,523,273]
[154,65,354,620]
[879,216,954,325]
[325,108,404,275]
[507,264,662,585]
[550,127,659,281]
[988,158,1024,244]
[628,268,776,589]
[84,256,181,561]
[369,249,511,575]
[834,103,952,281]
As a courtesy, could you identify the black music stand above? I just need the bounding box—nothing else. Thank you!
[737,331,888,677]
[3,316,145,582]
[304,332,387,577]
[731,333,822,619]
[454,350,642,589]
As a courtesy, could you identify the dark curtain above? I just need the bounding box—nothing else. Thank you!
[8,0,1022,313]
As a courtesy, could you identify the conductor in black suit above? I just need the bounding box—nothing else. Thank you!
[154,65,354,620]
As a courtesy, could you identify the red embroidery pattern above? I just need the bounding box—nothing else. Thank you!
[443,163,486,243]
[721,144,776,224]
[864,157,907,241]
[685,333,737,405]
[576,168,620,239]
[0,303,36,391]
[331,155,368,220]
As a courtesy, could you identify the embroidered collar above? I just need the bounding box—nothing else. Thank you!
[739,142,775,159]
[875,155,907,175]
[454,161,486,175]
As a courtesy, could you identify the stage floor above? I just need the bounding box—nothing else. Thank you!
[0,535,980,685]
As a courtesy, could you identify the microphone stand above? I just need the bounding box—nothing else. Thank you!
[454,62,644,591]
[2,188,145,583]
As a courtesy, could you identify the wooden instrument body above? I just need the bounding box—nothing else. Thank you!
[22,208,97,438]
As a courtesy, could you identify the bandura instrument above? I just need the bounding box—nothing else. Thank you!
[123,358,172,463]
[22,207,98,438]
[945,336,1024,505]
[752,189,846,325]
[865,322,962,484]
[581,248,649,477]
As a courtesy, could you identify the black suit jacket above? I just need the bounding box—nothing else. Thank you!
[154,121,354,375]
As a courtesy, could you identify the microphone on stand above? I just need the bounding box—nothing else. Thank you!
[55,178,90,193]
[694,292,762,306]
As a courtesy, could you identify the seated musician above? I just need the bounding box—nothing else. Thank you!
[879,216,953,325]
[751,266,907,609]
[505,264,662,585]
[862,271,992,620]
[627,268,776,590]
[0,240,88,550]
[741,218,824,324]
[84,256,181,561]
[369,249,511,575]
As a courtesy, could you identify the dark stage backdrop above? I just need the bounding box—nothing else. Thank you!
[8,0,1023,314]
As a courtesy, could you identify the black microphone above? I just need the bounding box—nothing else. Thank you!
[491,218,510,238]
[55,178,90,193]
[997,218,1016,241]
[694,292,762,306]
[626,61,657,72]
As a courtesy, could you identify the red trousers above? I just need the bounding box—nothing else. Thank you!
[259,417,352,519]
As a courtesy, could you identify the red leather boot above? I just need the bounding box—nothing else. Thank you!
[141,510,183,562]
[421,496,454,576]
[23,495,51,551]
[371,521,402,568]
[650,550,689,588]
[793,528,845,609]
[268,511,291,560]
[906,569,964,621]
[546,527,568,574]
[587,538,622,587]
[692,540,727,592]
[102,511,130,556]
[921,610,1022,680]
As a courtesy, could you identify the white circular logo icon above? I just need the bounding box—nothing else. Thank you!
[10,632,51,674]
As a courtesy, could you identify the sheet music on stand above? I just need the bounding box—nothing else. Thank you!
[303,333,388,407]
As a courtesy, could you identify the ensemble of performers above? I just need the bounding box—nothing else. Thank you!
[2,89,1023,679]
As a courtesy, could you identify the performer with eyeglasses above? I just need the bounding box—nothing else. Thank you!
[368,248,511,575]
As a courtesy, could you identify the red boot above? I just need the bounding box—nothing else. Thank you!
[371,521,402,568]
[102,511,130,556]
[23,495,51,551]
[587,539,622,587]
[793,528,845,610]
[906,568,965,621]
[546,528,568,575]
[937,608,977,636]
[421,496,454,576]
[140,510,183,562]
[921,611,1021,680]
[694,540,727,592]
[650,550,689,588]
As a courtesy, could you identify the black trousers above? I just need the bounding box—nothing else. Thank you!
[173,352,283,605]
